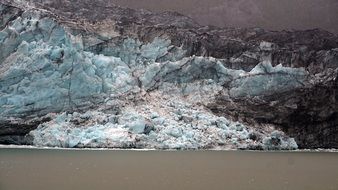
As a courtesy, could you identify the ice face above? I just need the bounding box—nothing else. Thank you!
[1,8,304,150]
[0,11,136,116]
[229,61,307,98]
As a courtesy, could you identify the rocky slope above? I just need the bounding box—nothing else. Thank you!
[0,0,337,149]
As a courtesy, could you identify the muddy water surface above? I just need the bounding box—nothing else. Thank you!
[1,148,338,190]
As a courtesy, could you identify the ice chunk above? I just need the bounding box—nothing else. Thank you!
[263,131,298,150]
[127,119,146,134]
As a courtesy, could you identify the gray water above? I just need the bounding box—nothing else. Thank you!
[1,148,338,190]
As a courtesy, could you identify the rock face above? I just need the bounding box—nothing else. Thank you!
[0,0,337,149]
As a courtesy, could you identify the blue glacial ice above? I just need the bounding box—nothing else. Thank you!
[0,8,303,150]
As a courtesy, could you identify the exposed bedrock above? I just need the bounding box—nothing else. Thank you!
[0,0,337,149]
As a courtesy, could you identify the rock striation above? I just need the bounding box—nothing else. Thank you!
[0,0,337,149]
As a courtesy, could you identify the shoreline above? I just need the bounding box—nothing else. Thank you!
[1,144,337,153]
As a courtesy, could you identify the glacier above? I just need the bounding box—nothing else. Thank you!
[0,7,299,150]
[1,1,337,149]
